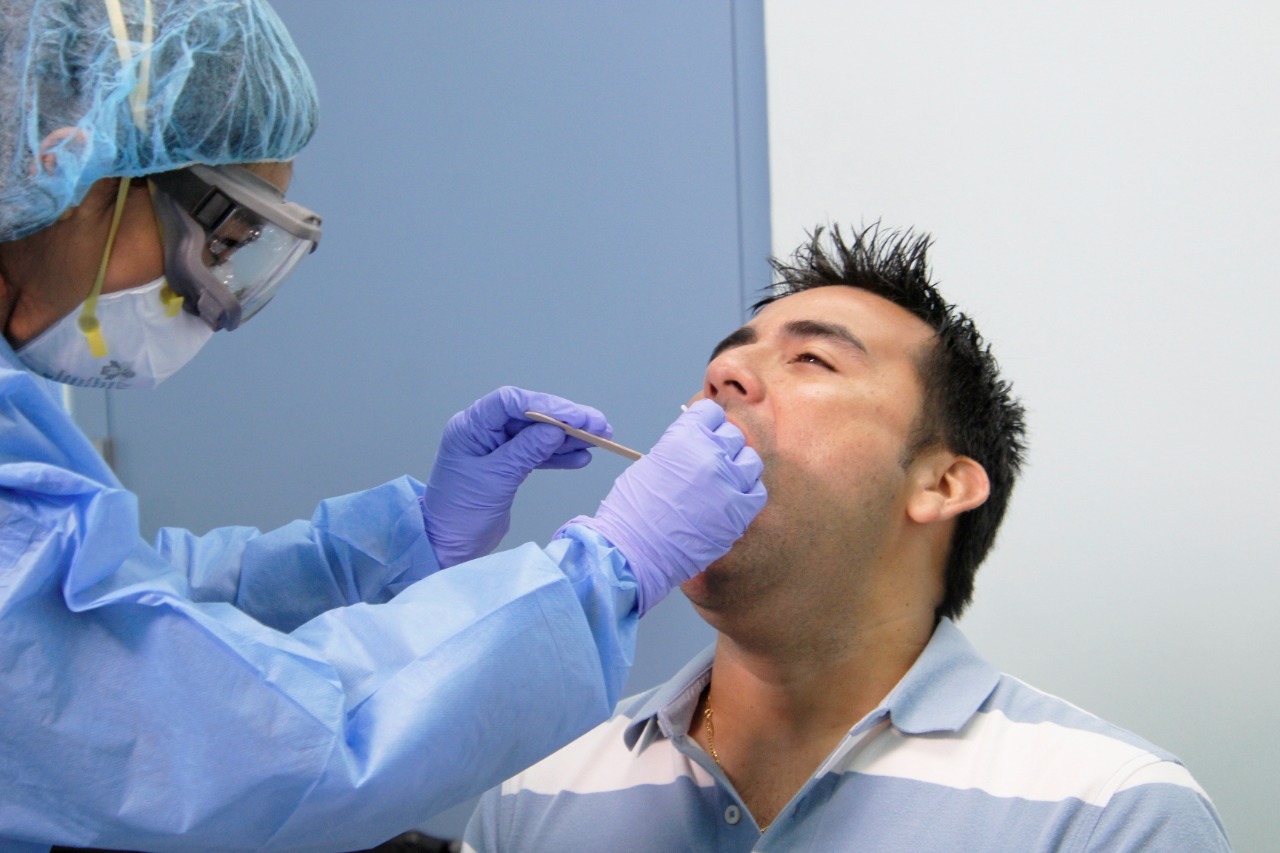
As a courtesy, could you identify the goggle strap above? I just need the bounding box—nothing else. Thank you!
[79,176,135,358]
[147,182,185,318]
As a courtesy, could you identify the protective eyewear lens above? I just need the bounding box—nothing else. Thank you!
[149,164,322,331]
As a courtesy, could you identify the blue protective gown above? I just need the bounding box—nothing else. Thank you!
[0,337,639,852]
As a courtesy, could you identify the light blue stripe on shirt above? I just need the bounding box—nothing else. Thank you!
[465,619,1230,852]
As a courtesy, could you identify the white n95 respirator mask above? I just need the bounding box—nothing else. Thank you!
[16,277,214,390]
[16,163,320,390]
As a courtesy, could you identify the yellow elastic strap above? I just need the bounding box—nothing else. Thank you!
[82,0,159,354]
[79,177,134,358]
[103,0,153,130]
[103,0,132,67]
[138,0,154,124]
[160,282,184,317]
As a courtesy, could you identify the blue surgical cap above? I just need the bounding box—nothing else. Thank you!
[0,0,318,242]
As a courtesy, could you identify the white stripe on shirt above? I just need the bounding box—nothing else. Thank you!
[848,708,1202,806]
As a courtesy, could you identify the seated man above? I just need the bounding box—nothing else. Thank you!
[463,225,1231,851]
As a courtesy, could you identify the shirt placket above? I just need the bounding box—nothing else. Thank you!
[666,727,764,852]
[747,716,893,849]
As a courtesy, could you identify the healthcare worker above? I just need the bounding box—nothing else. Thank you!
[0,1,765,851]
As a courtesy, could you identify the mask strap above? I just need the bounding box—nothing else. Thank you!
[83,0,157,356]
[103,0,153,130]
[79,177,134,357]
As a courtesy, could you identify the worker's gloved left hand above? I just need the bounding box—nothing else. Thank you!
[423,386,612,569]
[560,399,766,615]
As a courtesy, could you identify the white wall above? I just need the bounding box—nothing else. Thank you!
[765,2,1276,849]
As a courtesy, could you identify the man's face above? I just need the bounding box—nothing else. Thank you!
[682,286,938,612]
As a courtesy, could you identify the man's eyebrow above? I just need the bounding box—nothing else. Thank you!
[782,319,869,355]
[708,320,869,362]
[709,326,757,362]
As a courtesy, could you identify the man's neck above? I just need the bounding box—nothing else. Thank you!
[688,611,937,830]
[710,611,933,737]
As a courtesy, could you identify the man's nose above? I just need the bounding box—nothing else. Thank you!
[704,348,763,404]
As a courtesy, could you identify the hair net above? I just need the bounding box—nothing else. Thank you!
[0,0,318,243]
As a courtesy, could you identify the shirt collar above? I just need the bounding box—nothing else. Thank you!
[624,644,715,750]
[875,617,1000,734]
[623,618,998,749]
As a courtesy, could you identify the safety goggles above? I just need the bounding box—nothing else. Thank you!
[148,164,322,331]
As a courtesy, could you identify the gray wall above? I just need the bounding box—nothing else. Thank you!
[71,0,770,842]
[765,2,1276,850]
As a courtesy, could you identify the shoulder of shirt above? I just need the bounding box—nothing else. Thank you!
[497,682,700,799]
[913,670,1213,807]
[984,671,1176,758]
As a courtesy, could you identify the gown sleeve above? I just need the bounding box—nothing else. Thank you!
[0,362,638,852]
[153,478,445,632]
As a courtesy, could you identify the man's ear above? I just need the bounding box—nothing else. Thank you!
[36,127,87,176]
[906,452,990,525]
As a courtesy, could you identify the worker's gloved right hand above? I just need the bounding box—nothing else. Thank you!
[424,386,611,570]
[560,399,766,615]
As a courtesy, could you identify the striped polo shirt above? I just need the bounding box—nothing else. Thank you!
[464,618,1230,851]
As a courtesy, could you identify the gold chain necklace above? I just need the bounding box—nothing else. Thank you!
[703,691,770,832]
[703,703,723,767]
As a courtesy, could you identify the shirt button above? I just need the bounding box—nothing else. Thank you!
[725,804,742,825]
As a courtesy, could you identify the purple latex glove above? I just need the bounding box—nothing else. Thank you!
[424,386,611,569]
[561,399,766,615]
